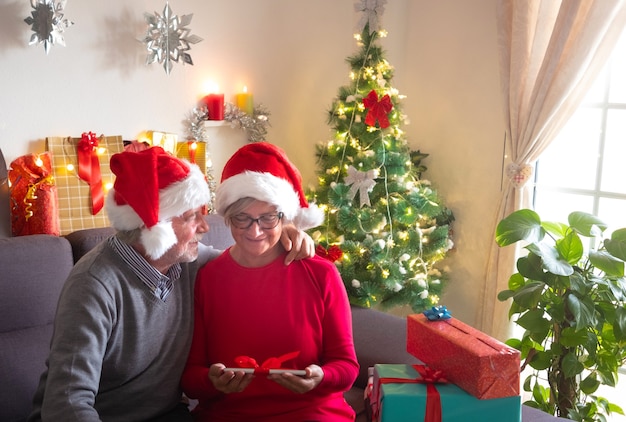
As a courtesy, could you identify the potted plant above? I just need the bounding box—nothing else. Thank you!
[495,209,626,421]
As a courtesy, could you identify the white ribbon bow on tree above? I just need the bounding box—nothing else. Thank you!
[354,0,387,33]
[344,165,377,207]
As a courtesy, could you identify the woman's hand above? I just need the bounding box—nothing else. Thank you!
[280,224,315,265]
[208,363,254,394]
[267,365,324,394]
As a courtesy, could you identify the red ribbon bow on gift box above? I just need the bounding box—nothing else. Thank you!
[233,351,300,375]
[375,364,447,422]
[363,90,393,129]
[77,131,104,215]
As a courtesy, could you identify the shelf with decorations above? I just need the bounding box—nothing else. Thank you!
[181,102,271,212]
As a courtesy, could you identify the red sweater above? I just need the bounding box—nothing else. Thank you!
[181,250,359,421]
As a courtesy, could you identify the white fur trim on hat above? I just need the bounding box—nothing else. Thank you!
[105,163,210,259]
[140,221,178,260]
[215,170,324,230]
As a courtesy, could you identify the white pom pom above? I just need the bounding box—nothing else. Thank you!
[140,221,177,260]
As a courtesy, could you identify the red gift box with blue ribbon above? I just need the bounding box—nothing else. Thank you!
[407,308,520,400]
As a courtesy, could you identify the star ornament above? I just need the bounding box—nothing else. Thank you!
[143,1,203,74]
[24,0,74,54]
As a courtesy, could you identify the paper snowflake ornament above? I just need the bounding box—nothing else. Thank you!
[24,0,74,54]
[143,1,203,74]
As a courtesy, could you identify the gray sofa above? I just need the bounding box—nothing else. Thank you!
[0,214,564,422]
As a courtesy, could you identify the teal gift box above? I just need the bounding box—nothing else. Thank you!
[372,364,521,422]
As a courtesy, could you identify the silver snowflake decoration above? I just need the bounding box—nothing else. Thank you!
[143,1,203,74]
[24,0,74,54]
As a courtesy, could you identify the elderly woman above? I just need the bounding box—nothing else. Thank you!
[181,142,358,421]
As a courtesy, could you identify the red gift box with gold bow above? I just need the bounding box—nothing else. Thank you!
[407,313,520,400]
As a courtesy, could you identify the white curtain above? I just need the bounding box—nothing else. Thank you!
[479,0,626,340]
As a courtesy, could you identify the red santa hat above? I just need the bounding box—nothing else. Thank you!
[105,146,211,260]
[216,142,323,230]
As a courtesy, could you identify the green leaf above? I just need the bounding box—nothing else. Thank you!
[517,254,546,281]
[516,309,551,335]
[568,211,608,237]
[498,289,515,301]
[496,209,545,247]
[566,293,598,331]
[580,372,600,394]
[529,350,552,370]
[523,376,533,392]
[543,220,569,238]
[569,272,590,296]
[562,351,584,377]
[504,337,522,351]
[589,250,624,277]
[512,281,544,309]
[604,228,626,261]
[583,331,598,359]
[614,306,626,341]
[526,242,574,276]
[556,231,584,265]
[559,327,588,347]
[608,403,624,416]
[508,272,526,291]
[531,381,550,404]
[607,277,626,302]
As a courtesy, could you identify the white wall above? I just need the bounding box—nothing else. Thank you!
[0,0,505,336]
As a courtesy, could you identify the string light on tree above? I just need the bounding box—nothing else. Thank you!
[306,5,454,312]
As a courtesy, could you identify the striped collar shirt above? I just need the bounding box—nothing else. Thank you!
[108,236,182,302]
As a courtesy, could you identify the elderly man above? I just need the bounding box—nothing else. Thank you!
[28,147,313,421]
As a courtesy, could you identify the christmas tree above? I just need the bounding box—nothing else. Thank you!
[307,3,454,312]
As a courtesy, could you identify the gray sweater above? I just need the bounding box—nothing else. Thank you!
[28,240,199,422]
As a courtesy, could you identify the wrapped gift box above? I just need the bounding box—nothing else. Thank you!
[47,135,124,235]
[372,364,521,422]
[176,140,209,175]
[147,131,177,154]
[9,152,60,236]
[407,313,520,399]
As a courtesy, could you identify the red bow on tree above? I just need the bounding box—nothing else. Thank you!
[363,89,393,129]
[77,131,104,215]
[316,244,344,262]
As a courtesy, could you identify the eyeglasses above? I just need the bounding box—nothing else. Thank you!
[230,212,284,230]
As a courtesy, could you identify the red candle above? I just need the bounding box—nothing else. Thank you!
[202,93,224,120]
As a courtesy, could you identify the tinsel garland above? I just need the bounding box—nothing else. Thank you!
[223,102,271,143]
[184,102,271,144]
[182,102,271,211]
[184,106,208,142]
[184,106,217,212]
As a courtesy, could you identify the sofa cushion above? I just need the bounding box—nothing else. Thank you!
[0,234,73,422]
[201,214,234,250]
[64,227,115,263]
[350,306,418,388]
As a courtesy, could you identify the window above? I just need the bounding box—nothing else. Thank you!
[533,30,626,237]
[531,30,626,411]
